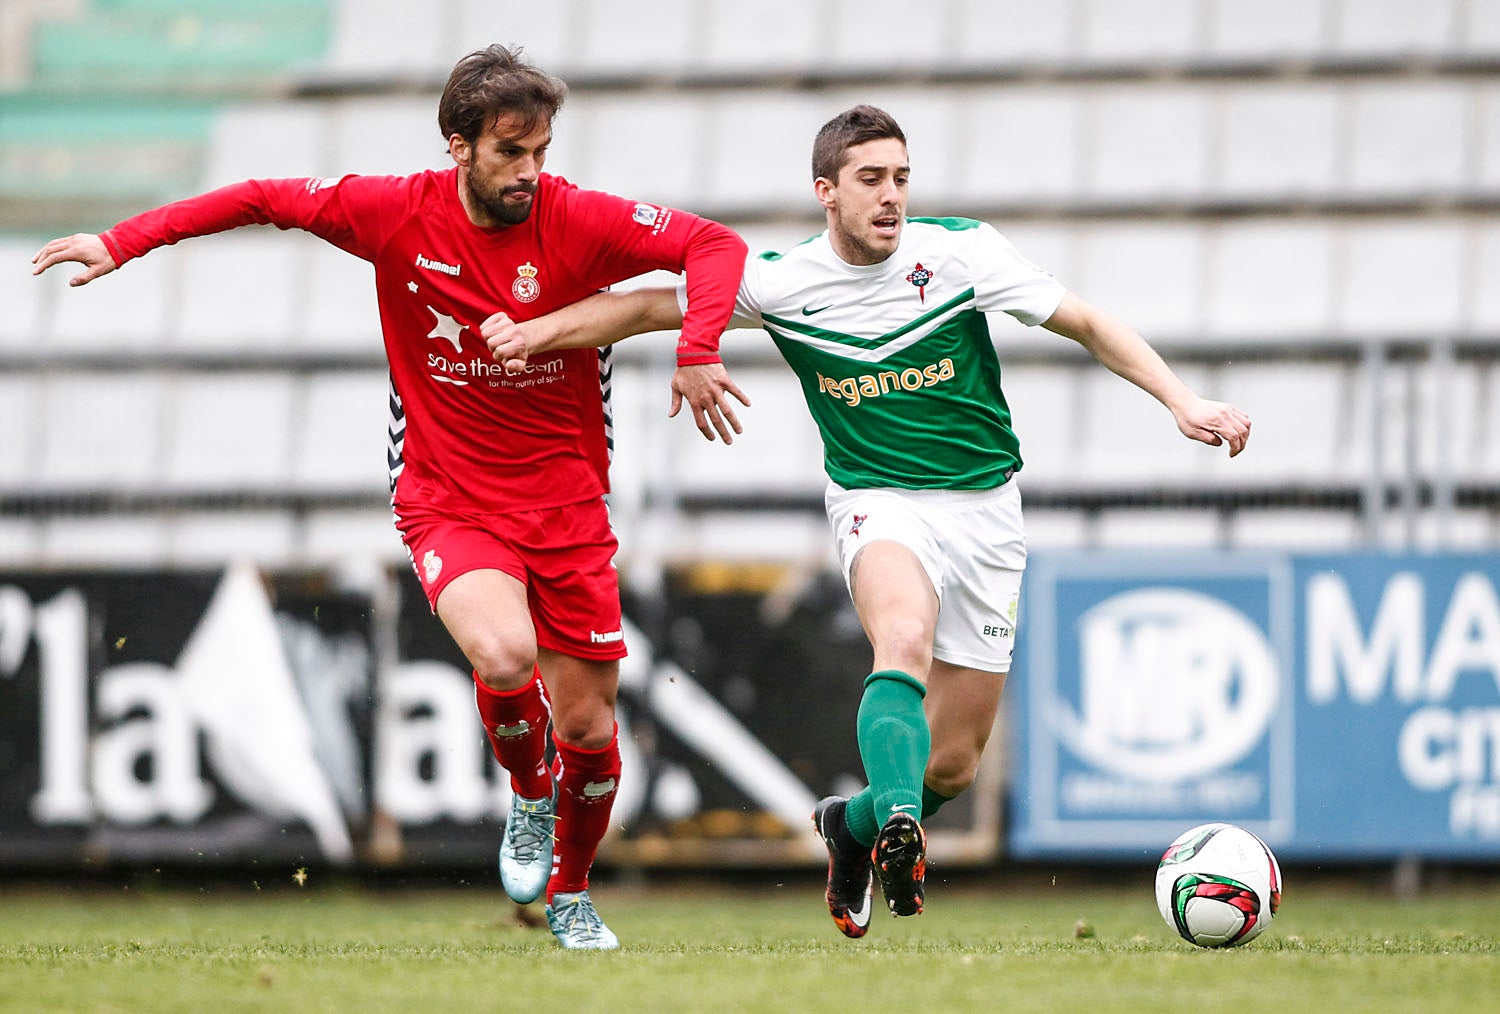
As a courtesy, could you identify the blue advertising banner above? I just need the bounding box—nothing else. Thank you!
[1010,551,1500,860]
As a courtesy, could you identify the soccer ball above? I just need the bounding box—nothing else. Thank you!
[1155,822,1282,948]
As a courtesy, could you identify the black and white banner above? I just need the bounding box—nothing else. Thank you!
[0,563,1001,871]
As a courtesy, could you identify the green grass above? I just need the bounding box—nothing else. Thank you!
[1,874,1497,1012]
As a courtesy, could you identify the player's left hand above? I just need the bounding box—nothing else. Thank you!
[670,363,751,444]
[1176,398,1251,457]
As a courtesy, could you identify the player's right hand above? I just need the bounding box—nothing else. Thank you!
[482,312,531,374]
[31,234,117,286]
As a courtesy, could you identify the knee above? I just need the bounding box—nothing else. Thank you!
[872,616,933,672]
[925,746,981,798]
[468,637,537,692]
[550,701,616,750]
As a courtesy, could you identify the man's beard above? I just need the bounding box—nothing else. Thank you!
[469,168,535,225]
[834,207,900,265]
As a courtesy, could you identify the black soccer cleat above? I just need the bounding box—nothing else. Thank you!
[812,796,874,939]
[873,811,927,917]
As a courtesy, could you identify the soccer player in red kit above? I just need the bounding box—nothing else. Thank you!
[31,44,749,950]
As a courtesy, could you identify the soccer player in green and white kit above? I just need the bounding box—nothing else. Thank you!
[481,105,1252,936]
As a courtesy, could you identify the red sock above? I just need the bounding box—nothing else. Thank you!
[548,729,621,898]
[472,669,553,800]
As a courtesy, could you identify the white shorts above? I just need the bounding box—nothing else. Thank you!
[825,479,1026,673]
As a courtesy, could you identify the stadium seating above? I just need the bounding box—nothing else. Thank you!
[997,364,1080,489]
[289,371,393,494]
[1336,220,1467,338]
[201,102,328,187]
[36,373,167,492]
[39,514,174,566]
[1017,507,1091,550]
[691,373,823,497]
[165,508,300,566]
[301,506,406,566]
[1202,222,1336,342]
[0,0,1496,565]
[1204,0,1327,62]
[0,236,45,348]
[689,0,825,77]
[1206,362,1367,487]
[299,241,383,352]
[162,373,297,491]
[1094,508,1224,549]
[1225,508,1366,550]
[0,377,41,487]
[172,235,305,352]
[318,0,447,81]
[41,241,174,353]
[569,93,711,207]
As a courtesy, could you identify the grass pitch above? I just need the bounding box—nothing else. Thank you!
[1,870,1497,1013]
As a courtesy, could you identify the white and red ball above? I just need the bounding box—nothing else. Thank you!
[1155,822,1282,947]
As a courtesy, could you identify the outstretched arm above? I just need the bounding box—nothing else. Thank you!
[482,287,752,444]
[35,177,386,288]
[1041,291,1251,456]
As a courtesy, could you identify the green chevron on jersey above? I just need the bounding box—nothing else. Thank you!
[732,220,1067,491]
[762,288,976,355]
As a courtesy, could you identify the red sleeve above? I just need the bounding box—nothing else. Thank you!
[100,175,404,267]
[552,182,747,366]
[673,217,750,366]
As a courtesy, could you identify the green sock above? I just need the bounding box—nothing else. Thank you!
[845,787,879,846]
[922,784,954,819]
[847,781,955,846]
[845,670,929,844]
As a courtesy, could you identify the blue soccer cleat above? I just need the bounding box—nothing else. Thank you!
[544,890,619,950]
[499,792,556,904]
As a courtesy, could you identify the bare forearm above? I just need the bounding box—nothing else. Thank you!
[1044,293,1193,413]
[531,287,685,353]
[1041,289,1253,456]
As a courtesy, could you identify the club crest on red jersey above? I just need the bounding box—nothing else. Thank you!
[906,262,933,303]
[512,262,541,303]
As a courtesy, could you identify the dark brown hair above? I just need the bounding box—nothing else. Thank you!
[438,44,567,144]
[811,105,907,182]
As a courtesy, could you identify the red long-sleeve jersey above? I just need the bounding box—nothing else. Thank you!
[100,170,747,515]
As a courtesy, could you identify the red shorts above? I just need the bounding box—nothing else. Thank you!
[396,498,626,660]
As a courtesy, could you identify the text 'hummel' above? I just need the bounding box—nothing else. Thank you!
[416,253,461,276]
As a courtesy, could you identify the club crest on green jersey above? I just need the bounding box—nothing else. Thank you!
[905,262,933,303]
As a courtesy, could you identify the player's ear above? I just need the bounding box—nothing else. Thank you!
[448,134,471,167]
[814,176,836,210]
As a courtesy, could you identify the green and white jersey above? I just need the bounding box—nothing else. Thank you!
[729,217,1065,491]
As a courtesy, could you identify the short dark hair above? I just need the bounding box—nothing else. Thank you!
[438,44,567,144]
[811,105,907,182]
